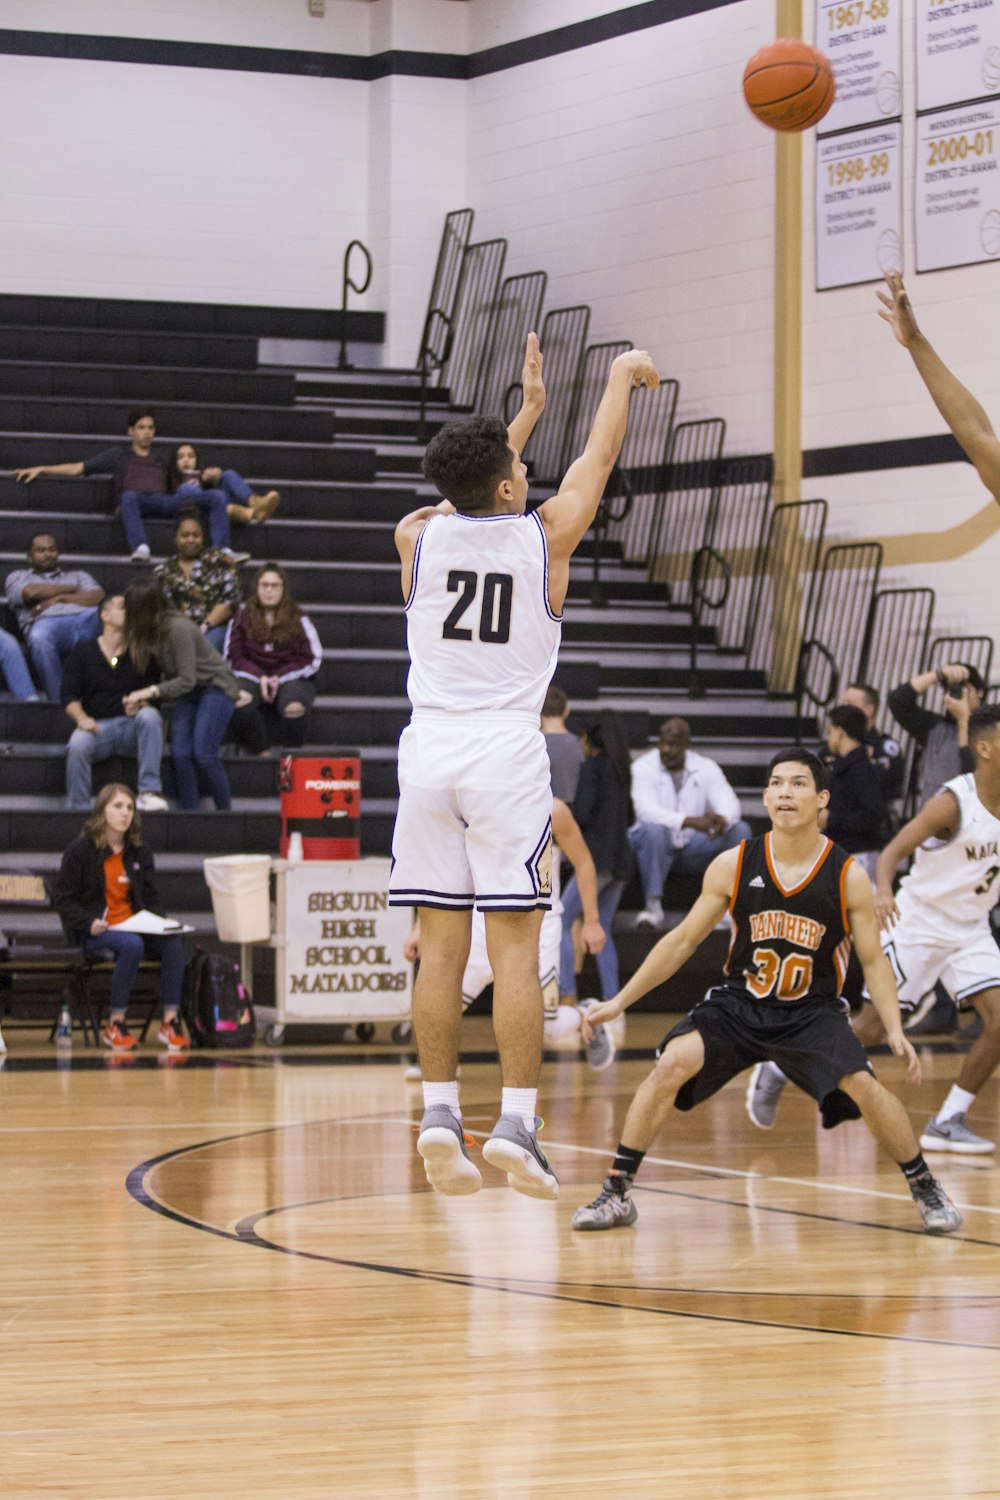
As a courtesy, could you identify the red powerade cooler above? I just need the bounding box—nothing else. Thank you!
[279,754,361,859]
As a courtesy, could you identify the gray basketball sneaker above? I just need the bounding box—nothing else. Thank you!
[482,1115,559,1199]
[910,1174,963,1234]
[572,1174,638,1231]
[745,1061,788,1129]
[578,999,616,1072]
[919,1112,995,1154]
[416,1104,482,1195]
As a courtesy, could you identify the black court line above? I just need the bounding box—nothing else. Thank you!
[125,1119,1000,1351]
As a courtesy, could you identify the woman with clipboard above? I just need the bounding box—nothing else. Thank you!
[52,784,189,1053]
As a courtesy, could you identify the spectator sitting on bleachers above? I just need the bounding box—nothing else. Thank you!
[226,563,322,755]
[822,703,887,879]
[123,577,240,810]
[629,716,753,930]
[167,443,280,528]
[541,683,584,803]
[52,782,188,1054]
[818,682,904,803]
[4,533,102,701]
[155,507,243,653]
[14,407,243,565]
[888,661,982,803]
[0,626,38,700]
[62,593,167,813]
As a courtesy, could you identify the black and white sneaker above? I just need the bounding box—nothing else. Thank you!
[572,1174,638,1231]
[910,1173,963,1235]
[745,1061,788,1129]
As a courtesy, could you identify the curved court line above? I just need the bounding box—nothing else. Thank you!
[125,1118,1000,1351]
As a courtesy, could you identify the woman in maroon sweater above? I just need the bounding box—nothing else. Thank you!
[226,564,322,754]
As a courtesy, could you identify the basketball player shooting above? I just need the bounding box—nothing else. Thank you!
[878,271,1000,509]
[390,334,658,1200]
[572,748,962,1236]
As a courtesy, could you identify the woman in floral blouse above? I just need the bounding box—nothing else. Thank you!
[154,507,244,652]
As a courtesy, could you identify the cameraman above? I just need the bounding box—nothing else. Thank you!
[888,662,984,804]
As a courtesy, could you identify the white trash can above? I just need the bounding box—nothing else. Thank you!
[204,855,272,943]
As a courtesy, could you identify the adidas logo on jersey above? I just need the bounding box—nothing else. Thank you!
[748,875,765,888]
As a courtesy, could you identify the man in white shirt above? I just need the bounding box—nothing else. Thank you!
[629,716,752,928]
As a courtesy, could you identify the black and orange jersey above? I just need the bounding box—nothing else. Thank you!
[722,833,854,1004]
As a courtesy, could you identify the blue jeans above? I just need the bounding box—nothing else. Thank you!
[83,928,186,1017]
[559,873,626,1000]
[26,609,101,701]
[0,627,37,699]
[204,624,229,654]
[629,819,754,902]
[170,686,235,809]
[178,470,252,507]
[120,489,231,552]
[65,707,164,809]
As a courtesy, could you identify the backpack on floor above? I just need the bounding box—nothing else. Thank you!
[182,948,256,1048]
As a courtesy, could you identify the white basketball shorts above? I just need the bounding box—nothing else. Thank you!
[389,712,553,913]
[878,923,1000,1010]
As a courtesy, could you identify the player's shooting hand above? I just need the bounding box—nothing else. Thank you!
[876,272,920,349]
[521,331,545,410]
[874,884,899,930]
[613,350,660,390]
[887,1027,922,1086]
[580,995,624,1042]
[580,918,606,956]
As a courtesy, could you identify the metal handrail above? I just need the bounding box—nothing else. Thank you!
[794,638,840,724]
[337,240,373,370]
[590,469,634,607]
[689,544,731,696]
[417,307,453,444]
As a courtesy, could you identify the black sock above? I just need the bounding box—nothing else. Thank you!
[611,1143,645,1181]
[899,1152,932,1188]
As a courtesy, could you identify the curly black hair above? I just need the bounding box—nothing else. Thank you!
[421,415,515,511]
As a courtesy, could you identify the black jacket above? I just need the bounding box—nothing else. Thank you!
[52,835,163,944]
[572,755,633,882]
[825,745,887,854]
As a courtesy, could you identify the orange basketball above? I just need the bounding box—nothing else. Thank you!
[743,39,835,132]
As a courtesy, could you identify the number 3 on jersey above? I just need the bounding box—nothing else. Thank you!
[442,570,513,645]
[745,946,814,1001]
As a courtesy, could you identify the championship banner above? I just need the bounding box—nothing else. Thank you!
[816,0,902,133]
[916,0,1000,112]
[816,122,903,288]
[916,100,1000,269]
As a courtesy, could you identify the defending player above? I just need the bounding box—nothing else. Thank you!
[572,749,962,1236]
[391,334,658,1199]
[404,796,612,1073]
[749,705,1000,1153]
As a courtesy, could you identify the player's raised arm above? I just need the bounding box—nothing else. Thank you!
[844,861,921,1085]
[537,349,659,564]
[877,272,1000,502]
[873,788,961,929]
[506,332,546,457]
[393,499,455,600]
[580,847,736,1034]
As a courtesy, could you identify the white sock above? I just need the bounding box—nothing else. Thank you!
[423,1080,461,1119]
[936,1084,976,1123]
[501,1087,537,1130]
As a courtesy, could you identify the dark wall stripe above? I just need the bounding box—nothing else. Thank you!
[803,433,967,479]
[0,1,744,83]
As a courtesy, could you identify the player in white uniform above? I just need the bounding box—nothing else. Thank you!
[403,795,609,1069]
[391,333,658,1199]
[747,704,1000,1152]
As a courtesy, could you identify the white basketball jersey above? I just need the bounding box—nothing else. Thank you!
[896,772,1000,942]
[404,510,562,716]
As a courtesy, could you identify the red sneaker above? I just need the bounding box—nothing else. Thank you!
[102,1021,138,1052]
[157,1017,190,1052]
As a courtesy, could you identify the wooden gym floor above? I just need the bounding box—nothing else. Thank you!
[2,1015,999,1500]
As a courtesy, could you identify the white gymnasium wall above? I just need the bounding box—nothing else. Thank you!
[464,0,777,448]
[801,0,1000,652]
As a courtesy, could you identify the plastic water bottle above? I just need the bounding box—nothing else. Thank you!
[287,831,304,863]
[56,1003,73,1050]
